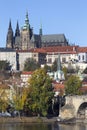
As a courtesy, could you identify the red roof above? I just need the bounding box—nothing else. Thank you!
[32,46,79,54]
[78,47,87,53]
[53,82,65,92]
[16,46,87,54]
[80,86,87,93]
[21,71,33,75]
[33,48,46,53]
[43,46,77,53]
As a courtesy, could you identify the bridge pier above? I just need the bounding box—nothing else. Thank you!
[59,95,87,120]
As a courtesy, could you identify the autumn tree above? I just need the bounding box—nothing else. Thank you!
[65,75,82,95]
[12,86,28,116]
[0,86,10,112]
[26,68,54,116]
[24,58,40,71]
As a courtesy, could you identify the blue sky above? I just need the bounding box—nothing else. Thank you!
[0,0,87,47]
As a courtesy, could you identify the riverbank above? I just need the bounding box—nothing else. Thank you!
[0,117,87,124]
[0,117,57,123]
[57,117,87,124]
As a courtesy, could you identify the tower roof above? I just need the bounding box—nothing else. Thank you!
[15,21,20,37]
[22,11,29,30]
[6,19,14,49]
[8,19,12,30]
[39,24,43,35]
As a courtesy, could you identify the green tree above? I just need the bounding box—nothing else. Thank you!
[26,68,54,116]
[65,75,82,95]
[24,58,40,71]
[0,60,11,71]
[44,64,51,72]
[62,66,68,80]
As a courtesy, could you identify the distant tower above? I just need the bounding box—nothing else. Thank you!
[20,11,31,50]
[14,21,20,49]
[39,24,43,36]
[6,20,14,48]
[54,53,65,82]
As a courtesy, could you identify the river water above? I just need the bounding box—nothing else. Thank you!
[0,123,87,130]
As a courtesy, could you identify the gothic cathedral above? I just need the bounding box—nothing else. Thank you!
[6,12,33,50]
[6,12,69,50]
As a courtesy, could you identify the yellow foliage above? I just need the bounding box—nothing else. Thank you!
[12,87,28,111]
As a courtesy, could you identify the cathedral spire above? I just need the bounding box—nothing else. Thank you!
[6,19,14,48]
[23,11,29,30]
[15,21,20,37]
[9,19,12,30]
[25,11,29,26]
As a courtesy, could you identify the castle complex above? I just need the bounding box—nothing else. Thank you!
[6,12,69,50]
[0,12,87,71]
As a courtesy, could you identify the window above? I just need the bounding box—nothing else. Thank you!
[62,57,66,63]
[82,55,84,61]
[34,54,36,57]
[48,58,52,63]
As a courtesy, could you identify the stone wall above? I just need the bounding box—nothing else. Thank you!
[60,104,75,119]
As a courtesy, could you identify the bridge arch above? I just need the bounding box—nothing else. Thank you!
[77,102,87,118]
[60,95,87,119]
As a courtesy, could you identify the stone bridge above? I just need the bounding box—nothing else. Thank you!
[60,95,87,119]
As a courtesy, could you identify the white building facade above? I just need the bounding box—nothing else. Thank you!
[18,51,33,71]
[0,48,17,71]
[0,46,87,72]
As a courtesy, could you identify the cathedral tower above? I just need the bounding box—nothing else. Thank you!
[6,20,14,48]
[14,21,21,49]
[20,12,32,50]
